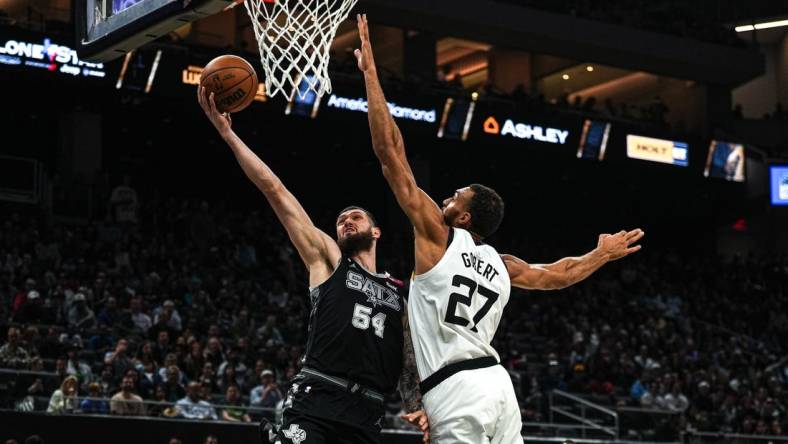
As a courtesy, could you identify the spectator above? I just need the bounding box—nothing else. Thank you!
[0,327,30,369]
[256,315,284,345]
[203,337,224,368]
[217,364,240,394]
[21,360,48,408]
[11,278,37,313]
[249,370,282,419]
[47,375,79,414]
[162,365,187,402]
[148,384,173,417]
[67,293,96,330]
[244,359,267,393]
[80,382,110,414]
[129,297,152,335]
[158,353,186,385]
[203,436,218,444]
[110,375,146,416]
[97,296,120,327]
[217,347,247,389]
[139,360,162,399]
[88,324,115,352]
[104,338,133,382]
[220,384,251,422]
[21,326,41,358]
[196,361,219,394]
[664,382,689,412]
[182,340,205,379]
[176,382,217,420]
[97,365,115,397]
[149,312,177,345]
[152,330,171,363]
[65,344,93,388]
[135,341,157,370]
[13,291,48,324]
[153,300,182,332]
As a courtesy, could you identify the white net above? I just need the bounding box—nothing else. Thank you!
[242,0,358,99]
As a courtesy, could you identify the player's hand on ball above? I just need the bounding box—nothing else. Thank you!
[401,410,430,443]
[597,229,644,261]
[354,14,376,73]
[197,86,232,135]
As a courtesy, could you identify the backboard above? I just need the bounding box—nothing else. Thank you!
[76,0,234,62]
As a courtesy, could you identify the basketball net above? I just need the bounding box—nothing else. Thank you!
[242,0,357,99]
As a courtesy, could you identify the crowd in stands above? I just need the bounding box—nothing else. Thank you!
[1,189,787,439]
[0,201,300,424]
[498,251,788,438]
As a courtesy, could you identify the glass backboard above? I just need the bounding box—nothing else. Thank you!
[77,0,233,62]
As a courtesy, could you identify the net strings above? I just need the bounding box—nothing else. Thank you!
[243,0,358,99]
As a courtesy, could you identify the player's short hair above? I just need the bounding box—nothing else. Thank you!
[338,206,377,227]
[467,184,504,238]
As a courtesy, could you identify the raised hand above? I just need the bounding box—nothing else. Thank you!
[401,410,430,443]
[197,85,232,135]
[354,14,377,73]
[597,228,644,261]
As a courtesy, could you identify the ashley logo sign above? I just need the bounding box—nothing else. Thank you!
[484,116,569,144]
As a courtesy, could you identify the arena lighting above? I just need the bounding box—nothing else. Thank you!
[586,65,594,72]
[735,19,788,32]
[144,49,163,94]
[562,74,570,80]
[115,51,133,89]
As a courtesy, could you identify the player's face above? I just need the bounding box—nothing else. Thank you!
[441,187,473,228]
[336,209,380,254]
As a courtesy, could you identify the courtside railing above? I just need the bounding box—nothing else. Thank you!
[549,389,619,440]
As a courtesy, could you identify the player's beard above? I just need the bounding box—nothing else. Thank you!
[338,228,375,256]
[442,206,459,227]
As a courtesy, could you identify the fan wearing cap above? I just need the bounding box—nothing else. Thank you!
[250,369,282,420]
[198,90,429,444]
[68,293,97,330]
[13,290,47,324]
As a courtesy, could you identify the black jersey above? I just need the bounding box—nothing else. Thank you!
[302,256,406,394]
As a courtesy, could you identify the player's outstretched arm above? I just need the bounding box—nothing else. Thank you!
[354,14,447,270]
[198,87,340,286]
[503,229,644,290]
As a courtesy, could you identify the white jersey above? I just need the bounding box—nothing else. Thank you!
[408,227,511,381]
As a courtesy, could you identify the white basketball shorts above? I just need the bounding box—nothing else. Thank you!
[422,364,523,444]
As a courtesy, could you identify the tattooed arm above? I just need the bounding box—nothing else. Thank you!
[399,308,422,412]
[399,303,429,442]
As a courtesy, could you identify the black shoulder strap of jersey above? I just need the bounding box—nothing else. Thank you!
[447,227,455,248]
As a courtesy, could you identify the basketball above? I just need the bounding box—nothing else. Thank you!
[200,55,258,113]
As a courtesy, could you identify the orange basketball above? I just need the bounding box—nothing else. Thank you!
[200,55,258,113]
